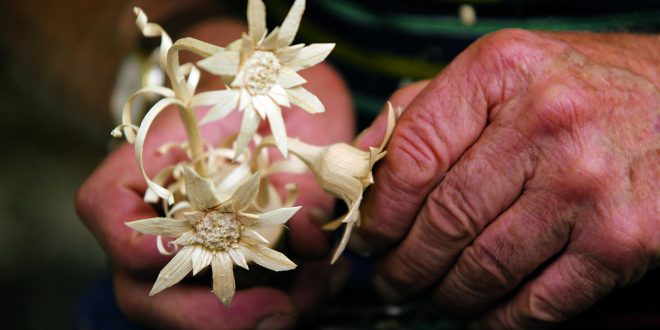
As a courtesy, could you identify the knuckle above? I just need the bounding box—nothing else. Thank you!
[393,109,449,175]
[473,29,542,72]
[527,254,615,324]
[528,82,588,133]
[460,240,518,291]
[563,254,615,303]
[556,151,620,199]
[527,285,569,323]
[420,178,479,243]
[383,252,436,291]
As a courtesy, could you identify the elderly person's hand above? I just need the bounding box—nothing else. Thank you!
[357,29,659,329]
[76,19,354,329]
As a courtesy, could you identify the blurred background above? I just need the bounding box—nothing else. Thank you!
[0,52,108,328]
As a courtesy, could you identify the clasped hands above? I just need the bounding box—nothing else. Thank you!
[77,29,659,329]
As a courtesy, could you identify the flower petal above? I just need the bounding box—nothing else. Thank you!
[197,49,240,76]
[234,107,260,158]
[233,67,246,88]
[228,248,249,270]
[174,230,196,245]
[240,244,296,271]
[229,171,261,212]
[191,245,213,275]
[269,84,290,107]
[196,90,240,125]
[182,166,221,210]
[253,207,301,229]
[126,217,192,237]
[191,89,237,107]
[275,44,304,64]
[252,94,275,119]
[238,88,250,110]
[266,105,288,157]
[212,252,235,305]
[150,245,194,295]
[260,27,281,49]
[287,86,324,114]
[241,228,269,244]
[241,32,254,55]
[284,43,335,71]
[216,163,251,196]
[379,102,397,150]
[331,221,354,264]
[247,0,266,40]
[166,201,193,218]
[278,0,305,47]
[278,68,306,89]
[226,38,243,51]
[183,211,204,225]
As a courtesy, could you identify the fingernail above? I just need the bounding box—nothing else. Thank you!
[373,275,402,302]
[348,232,375,256]
[256,313,295,330]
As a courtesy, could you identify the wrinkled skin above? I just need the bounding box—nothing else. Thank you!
[76,20,354,329]
[357,30,659,329]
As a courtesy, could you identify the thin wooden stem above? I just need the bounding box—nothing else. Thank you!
[165,38,222,176]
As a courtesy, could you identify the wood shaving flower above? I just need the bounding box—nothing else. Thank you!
[263,104,397,263]
[126,167,298,305]
[195,0,334,157]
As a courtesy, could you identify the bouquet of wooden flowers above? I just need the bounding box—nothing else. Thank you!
[111,0,396,305]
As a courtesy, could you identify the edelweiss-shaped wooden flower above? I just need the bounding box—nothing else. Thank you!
[126,167,298,305]
[196,0,334,157]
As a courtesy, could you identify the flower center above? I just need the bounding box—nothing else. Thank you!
[193,211,243,251]
[242,51,281,96]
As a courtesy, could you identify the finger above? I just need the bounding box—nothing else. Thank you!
[431,189,572,314]
[357,53,494,251]
[372,119,534,298]
[114,258,350,329]
[114,271,298,330]
[477,252,618,329]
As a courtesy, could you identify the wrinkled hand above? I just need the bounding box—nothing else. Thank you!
[76,21,354,329]
[357,30,659,329]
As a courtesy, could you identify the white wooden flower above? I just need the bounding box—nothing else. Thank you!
[195,0,334,157]
[126,167,298,305]
[280,104,397,263]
